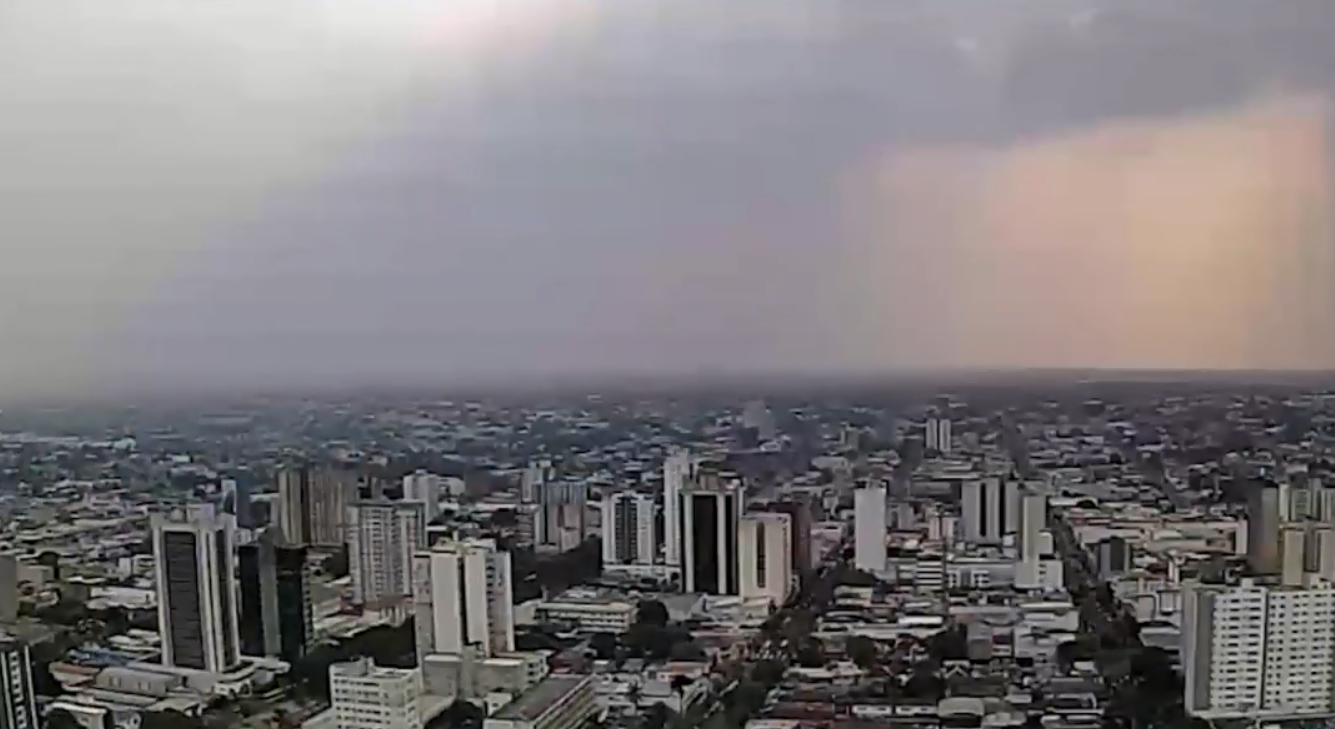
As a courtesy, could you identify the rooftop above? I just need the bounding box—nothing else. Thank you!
[491,674,588,723]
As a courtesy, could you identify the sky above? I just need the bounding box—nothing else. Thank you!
[2,0,1335,397]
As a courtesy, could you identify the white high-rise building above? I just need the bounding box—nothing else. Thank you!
[520,459,554,505]
[1018,491,1047,563]
[1248,483,1283,575]
[739,513,793,605]
[348,501,426,610]
[853,483,887,574]
[0,633,37,729]
[414,539,514,661]
[401,471,442,523]
[330,657,423,729]
[1184,580,1335,719]
[601,493,656,566]
[152,504,241,673]
[662,450,695,567]
[925,418,952,455]
[962,478,1016,545]
[278,466,355,547]
[678,476,743,595]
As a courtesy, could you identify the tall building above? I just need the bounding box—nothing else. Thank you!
[152,504,240,673]
[662,450,697,567]
[961,478,1016,545]
[277,466,355,547]
[1093,537,1132,579]
[1018,491,1047,564]
[0,553,18,624]
[925,418,952,455]
[1247,483,1282,574]
[0,634,37,729]
[413,539,514,660]
[329,658,424,729]
[739,512,793,605]
[853,483,887,574]
[1184,580,1335,719]
[348,501,426,610]
[401,470,441,523]
[764,497,813,585]
[601,493,656,566]
[520,459,555,505]
[678,476,743,595]
[534,481,588,554]
[239,530,313,662]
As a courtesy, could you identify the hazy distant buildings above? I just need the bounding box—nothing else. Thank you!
[739,512,793,605]
[238,529,313,662]
[152,504,240,673]
[277,466,355,547]
[348,501,426,612]
[678,476,743,595]
[601,493,656,567]
[853,483,887,573]
[925,418,952,455]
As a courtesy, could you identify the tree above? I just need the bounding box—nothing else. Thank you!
[845,635,879,670]
[635,600,669,628]
[432,700,485,729]
[640,704,670,729]
[669,641,706,662]
[44,708,80,729]
[31,661,63,697]
[670,674,692,700]
[752,659,786,686]
[588,632,619,660]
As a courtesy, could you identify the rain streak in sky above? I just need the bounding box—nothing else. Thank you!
[2,0,1335,397]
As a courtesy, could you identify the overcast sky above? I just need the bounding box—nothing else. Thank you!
[2,0,1335,397]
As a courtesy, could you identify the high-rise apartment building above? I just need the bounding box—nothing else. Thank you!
[1018,491,1047,563]
[678,475,743,595]
[962,478,1018,545]
[1184,580,1335,719]
[763,497,813,585]
[277,466,355,547]
[662,450,697,567]
[348,501,426,611]
[853,483,887,574]
[239,529,313,662]
[0,553,18,625]
[152,504,240,673]
[601,493,656,566]
[1247,483,1282,575]
[534,481,588,554]
[401,470,442,523]
[520,459,555,505]
[330,658,423,729]
[925,418,952,455]
[413,539,514,660]
[0,634,37,729]
[739,513,793,605]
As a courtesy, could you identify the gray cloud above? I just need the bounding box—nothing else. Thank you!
[2,0,1335,397]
